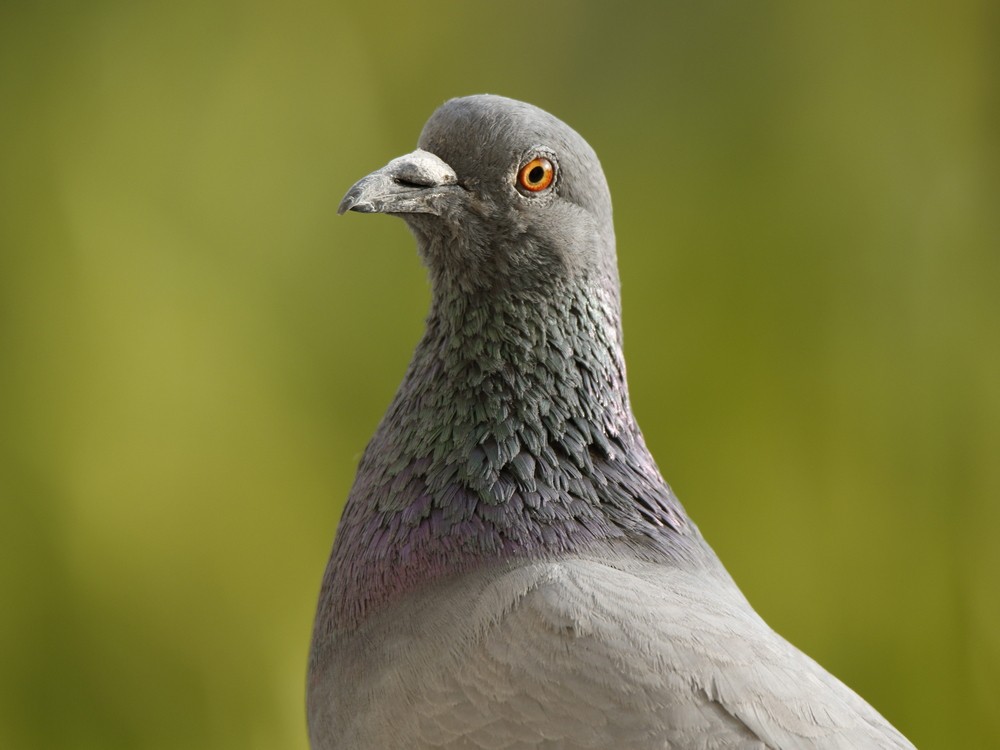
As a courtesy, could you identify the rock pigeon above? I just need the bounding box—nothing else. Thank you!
[308,95,914,749]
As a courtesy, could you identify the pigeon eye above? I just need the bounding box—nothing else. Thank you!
[517,157,555,192]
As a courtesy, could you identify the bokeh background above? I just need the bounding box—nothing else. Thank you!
[2,1,997,747]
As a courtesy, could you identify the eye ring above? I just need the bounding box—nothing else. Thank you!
[517,156,555,193]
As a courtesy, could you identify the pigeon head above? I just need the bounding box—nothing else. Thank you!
[339,94,617,296]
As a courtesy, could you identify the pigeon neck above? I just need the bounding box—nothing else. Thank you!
[423,278,631,438]
[317,276,700,632]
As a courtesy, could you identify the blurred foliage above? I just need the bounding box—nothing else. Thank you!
[1,1,997,748]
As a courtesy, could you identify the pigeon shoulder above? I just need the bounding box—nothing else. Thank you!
[308,554,913,750]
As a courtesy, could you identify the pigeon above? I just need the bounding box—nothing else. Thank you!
[308,95,914,749]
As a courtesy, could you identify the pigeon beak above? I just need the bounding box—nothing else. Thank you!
[338,149,460,216]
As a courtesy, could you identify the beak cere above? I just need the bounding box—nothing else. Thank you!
[338,149,460,216]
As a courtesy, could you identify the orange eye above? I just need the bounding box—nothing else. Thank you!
[517,157,555,192]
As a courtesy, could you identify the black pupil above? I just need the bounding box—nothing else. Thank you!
[528,165,545,184]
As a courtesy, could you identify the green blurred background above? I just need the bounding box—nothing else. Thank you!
[1,1,997,747]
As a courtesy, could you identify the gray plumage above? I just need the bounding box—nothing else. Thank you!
[308,95,914,749]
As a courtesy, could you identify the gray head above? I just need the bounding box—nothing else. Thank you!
[339,94,617,296]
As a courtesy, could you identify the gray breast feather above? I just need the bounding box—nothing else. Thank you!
[308,557,913,750]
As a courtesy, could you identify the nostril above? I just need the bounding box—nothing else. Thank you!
[383,150,458,190]
[393,176,428,188]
